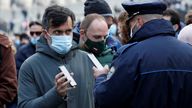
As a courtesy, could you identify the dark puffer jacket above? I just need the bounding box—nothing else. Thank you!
[94,19,192,108]
[15,42,36,74]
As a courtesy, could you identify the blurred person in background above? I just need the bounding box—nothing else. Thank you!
[14,33,22,50]
[163,8,183,37]
[7,21,43,108]
[108,18,121,47]
[185,10,192,25]
[178,24,192,45]
[0,19,17,108]
[16,21,42,73]
[117,11,131,45]
[18,5,95,108]
[28,21,43,45]
[18,33,30,46]
[21,9,29,32]
[13,33,29,50]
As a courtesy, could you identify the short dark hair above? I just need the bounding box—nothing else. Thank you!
[29,21,42,28]
[42,5,75,30]
[163,9,181,31]
[163,9,180,26]
[185,10,192,25]
[20,33,29,40]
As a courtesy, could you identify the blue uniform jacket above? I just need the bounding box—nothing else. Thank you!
[94,19,192,108]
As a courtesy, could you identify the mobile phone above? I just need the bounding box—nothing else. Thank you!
[59,65,77,87]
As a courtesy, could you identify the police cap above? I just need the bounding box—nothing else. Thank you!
[122,1,167,21]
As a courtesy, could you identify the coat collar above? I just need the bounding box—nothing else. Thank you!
[128,19,175,43]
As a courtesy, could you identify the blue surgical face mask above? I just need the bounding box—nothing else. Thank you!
[31,37,40,45]
[15,39,20,46]
[49,35,72,55]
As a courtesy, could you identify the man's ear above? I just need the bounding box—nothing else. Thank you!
[80,29,86,40]
[42,29,49,39]
[79,29,87,46]
[173,24,179,31]
[42,29,51,44]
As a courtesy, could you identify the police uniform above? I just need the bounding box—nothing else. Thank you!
[94,1,192,108]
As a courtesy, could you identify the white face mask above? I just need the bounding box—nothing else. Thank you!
[49,35,72,55]
[130,21,138,38]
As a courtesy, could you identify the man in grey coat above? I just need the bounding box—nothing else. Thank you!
[18,5,95,108]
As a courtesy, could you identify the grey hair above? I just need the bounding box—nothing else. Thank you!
[135,14,163,23]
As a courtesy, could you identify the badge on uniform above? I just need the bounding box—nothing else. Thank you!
[106,66,115,80]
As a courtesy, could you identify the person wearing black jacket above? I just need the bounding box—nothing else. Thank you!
[15,21,42,74]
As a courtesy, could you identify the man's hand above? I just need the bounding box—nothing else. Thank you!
[93,65,110,78]
[55,72,73,97]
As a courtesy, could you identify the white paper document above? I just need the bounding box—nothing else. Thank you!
[87,53,103,69]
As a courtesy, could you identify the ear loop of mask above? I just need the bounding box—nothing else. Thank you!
[126,19,137,38]
[43,29,52,45]
[130,20,138,38]
[125,12,140,38]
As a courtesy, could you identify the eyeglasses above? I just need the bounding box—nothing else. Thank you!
[30,31,42,36]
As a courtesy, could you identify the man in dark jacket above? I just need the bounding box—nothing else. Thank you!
[8,21,42,108]
[16,21,42,73]
[93,1,192,108]
[18,5,95,108]
[163,8,183,37]
[0,34,17,107]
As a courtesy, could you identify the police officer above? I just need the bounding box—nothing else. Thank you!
[93,1,192,108]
